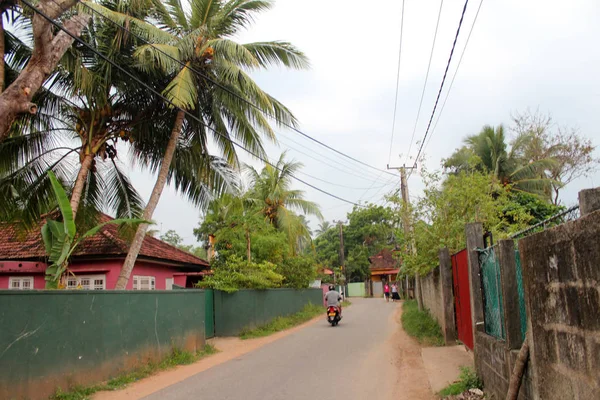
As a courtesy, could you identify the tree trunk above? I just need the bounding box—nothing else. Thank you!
[115,110,184,289]
[0,14,5,94]
[245,228,251,262]
[0,1,88,142]
[506,332,530,400]
[70,153,93,219]
[416,275,424,310]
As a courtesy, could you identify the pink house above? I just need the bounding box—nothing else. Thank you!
[0,216,210,291]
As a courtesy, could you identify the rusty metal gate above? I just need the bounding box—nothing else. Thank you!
[452,249,474,350]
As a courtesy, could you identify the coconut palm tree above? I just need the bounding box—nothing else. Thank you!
[247,152,322,253]
[315,221,333,236]
[88,0,311,288]
[444,125,556,197]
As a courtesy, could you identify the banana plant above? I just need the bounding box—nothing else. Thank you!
[42,171,148,289]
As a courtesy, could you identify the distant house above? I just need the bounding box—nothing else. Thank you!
[368,248,400,296]
[0,215,210,290]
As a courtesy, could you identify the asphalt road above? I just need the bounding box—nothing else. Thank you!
[143,298,402,400]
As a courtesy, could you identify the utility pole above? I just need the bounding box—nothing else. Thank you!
[336,221,346,296]
[387,163,423,310]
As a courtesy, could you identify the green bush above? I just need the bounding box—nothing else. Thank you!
[401,300,444,346]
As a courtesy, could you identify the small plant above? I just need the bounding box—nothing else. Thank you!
[401,300,444,346]
[438,367,483,397]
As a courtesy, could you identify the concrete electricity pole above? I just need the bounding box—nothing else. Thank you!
[387,163,423,309]
[335,221,347,294]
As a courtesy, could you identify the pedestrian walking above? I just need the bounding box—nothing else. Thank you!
[384,282,390,302]
[391,283,400,302]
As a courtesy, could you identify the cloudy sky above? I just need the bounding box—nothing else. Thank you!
[128,0,600,245]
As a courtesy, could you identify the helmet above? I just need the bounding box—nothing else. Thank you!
[329,285,335,291]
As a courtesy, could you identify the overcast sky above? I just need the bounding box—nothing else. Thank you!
[127,0,600,245]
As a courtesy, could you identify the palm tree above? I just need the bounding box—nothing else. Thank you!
[92,0,310,288]
[247,152,323,253]
[316,221,333,236]
[444,125,555,197]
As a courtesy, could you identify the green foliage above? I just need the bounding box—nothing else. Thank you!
[396,170,535,276]
[438,367,483,397]
[50,345,217,400]
[196,255,284,292]
[279,256,317,289]
[42,172,146,289]
[313,204,400,282]
[239,303,322,339]
[401,300,444,347]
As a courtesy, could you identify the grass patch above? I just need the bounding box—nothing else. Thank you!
[240,303,323,340]
[51,345,218,400]
[401,300,444,346]
[438,367,482,397]
[341,300,351,307]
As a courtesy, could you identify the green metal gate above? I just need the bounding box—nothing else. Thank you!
[204,289,215,338]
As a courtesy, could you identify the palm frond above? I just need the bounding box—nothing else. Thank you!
[134,43,182,74]
[243,41,310,69]
[162,63,198,109]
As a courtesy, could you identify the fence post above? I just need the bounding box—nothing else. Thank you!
[439,248,457,344]
[465,222,485,377]
[497,239,522,349]
[578,187,600,216]
[466,223,485,334]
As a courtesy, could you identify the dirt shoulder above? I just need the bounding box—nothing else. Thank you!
[391,303,436,400]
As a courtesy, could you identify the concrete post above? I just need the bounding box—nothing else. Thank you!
[466,223,485,377]
[497,239,522,350]
[465,222,485,334]
[439,248,457,344]
[578,187,600,216]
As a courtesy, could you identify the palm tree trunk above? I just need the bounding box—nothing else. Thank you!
[115,110,184,289]
[70,153,94,219]
[245,228,251,262]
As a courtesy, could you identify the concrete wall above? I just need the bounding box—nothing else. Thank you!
[213,289,323,336]
[0,290,206,400]
[421,265,443,327]
[475,332,533,400]
[519,207,600,400]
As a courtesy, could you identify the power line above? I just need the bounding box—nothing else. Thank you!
[72,0,397,179]
[21,0,365,207]
[411,0,471,168]
[275,130,394,183]
[387,0,406,165]
[423,0,485,152]
[405,0,445,165]
[276,134,394,184]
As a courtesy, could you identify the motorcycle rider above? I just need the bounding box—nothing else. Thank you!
[324,285,343,318]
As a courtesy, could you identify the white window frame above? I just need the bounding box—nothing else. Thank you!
[8,276,34,290]
[66,274,106,290]
[132,275,156,290]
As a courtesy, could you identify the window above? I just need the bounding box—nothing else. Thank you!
[8,277,34,290]
[133,275,156,290]
[66,275,106,290]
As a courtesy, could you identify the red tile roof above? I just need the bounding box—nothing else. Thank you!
[0,215,208,268]
[368,248,400,270]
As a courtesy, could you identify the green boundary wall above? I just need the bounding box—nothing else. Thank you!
[0,290,206,400]
[347,282,365,297]
[213,288,323,336]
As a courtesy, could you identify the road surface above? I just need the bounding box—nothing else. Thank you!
[143,298,433,400]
